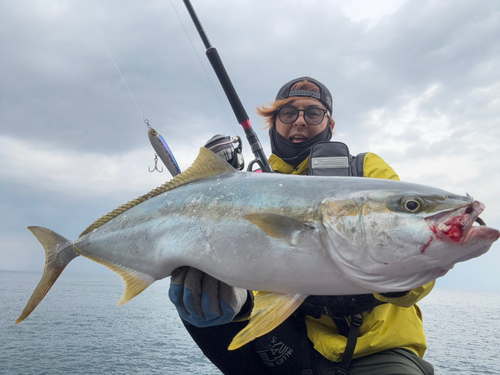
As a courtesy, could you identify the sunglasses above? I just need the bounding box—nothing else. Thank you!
[277,106,328,126]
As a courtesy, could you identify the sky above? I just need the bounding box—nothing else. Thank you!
[1,0,499,290]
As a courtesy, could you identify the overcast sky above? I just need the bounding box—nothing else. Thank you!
[1,0,499,290]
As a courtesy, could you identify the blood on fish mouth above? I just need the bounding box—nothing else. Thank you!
[428,201,486,243]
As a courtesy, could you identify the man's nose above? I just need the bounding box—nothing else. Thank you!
[293,111,307,126]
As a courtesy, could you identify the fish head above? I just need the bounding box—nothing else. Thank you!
[320,190,499,292]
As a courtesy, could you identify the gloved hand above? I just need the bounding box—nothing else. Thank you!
[204,134,244,170]
[169,266,251,327]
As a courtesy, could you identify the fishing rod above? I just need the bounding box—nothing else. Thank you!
[182,0,273,173]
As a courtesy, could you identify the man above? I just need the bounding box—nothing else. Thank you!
[169,77,435,375]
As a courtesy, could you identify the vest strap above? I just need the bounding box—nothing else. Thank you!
[296,310,314,375]
[334,314,363,375]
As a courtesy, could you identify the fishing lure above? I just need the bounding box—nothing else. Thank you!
[147,124,181,177]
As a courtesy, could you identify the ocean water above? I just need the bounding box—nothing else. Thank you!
[1,271,499,375]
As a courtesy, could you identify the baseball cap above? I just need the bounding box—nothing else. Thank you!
[275,76,333,114]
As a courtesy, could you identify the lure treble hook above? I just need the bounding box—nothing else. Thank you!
[149,153,163,173]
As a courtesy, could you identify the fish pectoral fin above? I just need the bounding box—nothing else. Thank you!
[228,292,307,350]
[81,251,155,305]
[244,213,314,245]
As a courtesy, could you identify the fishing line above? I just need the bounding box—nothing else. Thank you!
[86,12,182,176]
[168,0,237,135]
[85,4,244,175]
[87,18,147,122]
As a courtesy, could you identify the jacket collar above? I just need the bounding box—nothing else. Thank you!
[269,154,310,175]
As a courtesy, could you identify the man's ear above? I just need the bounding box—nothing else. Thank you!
[330,119,336,130]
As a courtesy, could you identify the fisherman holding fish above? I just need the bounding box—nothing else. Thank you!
[18,75,498,372]
[169,77,435,375]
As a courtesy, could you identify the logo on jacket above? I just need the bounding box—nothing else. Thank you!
[256,336,293,367]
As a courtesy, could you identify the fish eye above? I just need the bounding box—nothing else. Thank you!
[403,199,421,213]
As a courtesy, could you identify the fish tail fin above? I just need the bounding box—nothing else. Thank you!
[228,293,307,350]
[16,226,78,324]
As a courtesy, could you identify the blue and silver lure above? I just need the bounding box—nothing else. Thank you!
[148,127,181,177]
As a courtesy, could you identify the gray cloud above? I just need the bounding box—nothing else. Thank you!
[1,0,499,288]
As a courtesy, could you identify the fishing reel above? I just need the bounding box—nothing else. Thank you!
[205,134,245,170]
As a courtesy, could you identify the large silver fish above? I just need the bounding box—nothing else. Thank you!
[16,148,499,349]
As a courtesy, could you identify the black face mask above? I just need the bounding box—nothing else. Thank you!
[269,124,333,168]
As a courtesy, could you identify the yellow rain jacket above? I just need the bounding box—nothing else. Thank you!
[266,152,435,362]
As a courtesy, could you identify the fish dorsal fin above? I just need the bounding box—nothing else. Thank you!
[228,292,307,350]
[80,148,236,237]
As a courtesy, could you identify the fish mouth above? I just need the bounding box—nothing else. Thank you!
[426,200,497,244]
